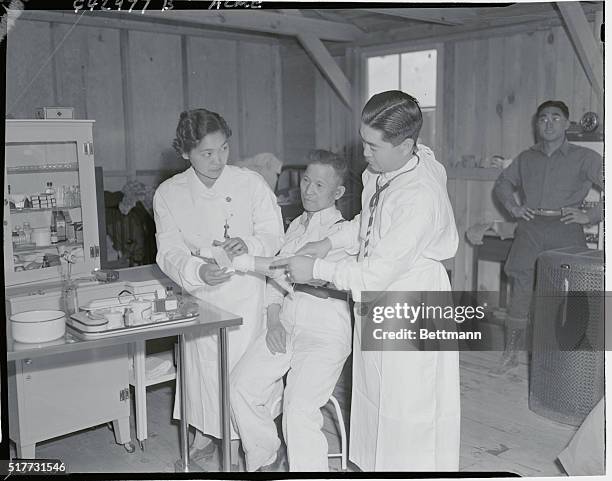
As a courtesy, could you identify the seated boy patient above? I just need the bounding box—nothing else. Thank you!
[228,150,354,472]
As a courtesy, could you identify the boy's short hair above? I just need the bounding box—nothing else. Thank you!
[361,90,423,145]
[536,100,570,119]
[306,149,348,185]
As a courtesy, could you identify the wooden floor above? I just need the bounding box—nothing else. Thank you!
[12,351,580,475]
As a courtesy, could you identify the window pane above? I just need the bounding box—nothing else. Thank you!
[400,49,437,108]
[367,54,399,99]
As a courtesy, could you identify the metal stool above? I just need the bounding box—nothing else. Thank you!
[272,395,347,471]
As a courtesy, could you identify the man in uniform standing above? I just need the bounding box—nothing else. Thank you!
[493,100,603,373]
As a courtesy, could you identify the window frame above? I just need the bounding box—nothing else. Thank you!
[361,42,444,154]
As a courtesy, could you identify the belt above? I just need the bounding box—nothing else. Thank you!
[533,208,563,217]
[293,283,348,301]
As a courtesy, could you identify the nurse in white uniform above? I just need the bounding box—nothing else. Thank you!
[153,109,284,460]
[274,91,461,471]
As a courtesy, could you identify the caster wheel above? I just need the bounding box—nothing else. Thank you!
[124,442,136,454]
[139,440,146,451]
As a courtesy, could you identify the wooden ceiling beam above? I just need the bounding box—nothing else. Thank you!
[296,32,352,108]
[355,5,599,49]
[130,9,362,42]
[556,2,603,102]
[280,9,352,109]
[363,8,478,26]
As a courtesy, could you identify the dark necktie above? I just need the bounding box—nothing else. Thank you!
[360,153,420,259]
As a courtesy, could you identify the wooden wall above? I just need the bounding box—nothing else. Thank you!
[281,20,601,170]
[6,15,283,192]
[279,42,351,166]
[446,22,601,165]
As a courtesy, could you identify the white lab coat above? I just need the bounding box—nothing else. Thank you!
[231,206,352,471]
[153,165,284,439]
[314,145,461,471]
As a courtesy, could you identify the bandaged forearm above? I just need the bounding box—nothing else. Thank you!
[313,258,337,284]
[232,254,256,273]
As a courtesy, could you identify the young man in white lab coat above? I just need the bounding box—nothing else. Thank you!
[230,150,353,472]
[154,109,284,464]
[274,91,461,471]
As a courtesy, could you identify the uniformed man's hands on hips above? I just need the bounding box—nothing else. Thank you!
[561,207,590,225]
[510,205,535,220]
[270,255,315,284]
[213,237,248,260]
[295,238,332,258]
[198,263,233,286]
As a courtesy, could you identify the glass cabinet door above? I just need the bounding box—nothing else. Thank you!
[5,140,86,279]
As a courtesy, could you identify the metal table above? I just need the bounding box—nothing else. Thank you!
[6,298,242,473]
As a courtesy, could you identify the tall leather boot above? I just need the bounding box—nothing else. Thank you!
[491,326,525,375]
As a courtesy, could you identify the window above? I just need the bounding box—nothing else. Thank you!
[366,48,438,150]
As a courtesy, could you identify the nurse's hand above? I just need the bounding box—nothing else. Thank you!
[270,255,315,284]
[266,320,287,354]
[510,205,535,221]
[213,237,248,260]
[198,263,233,286]
[561,207,590,225]
[295,238,331,258]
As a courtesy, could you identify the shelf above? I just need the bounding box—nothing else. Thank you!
[446,167,503,181]
[10,205,82,214]
[13,241,83,254]
[7,163,78,174]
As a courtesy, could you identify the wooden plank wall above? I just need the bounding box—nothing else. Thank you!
[281,21,600,169]
[448,23,600,164]
[6,18,282,193]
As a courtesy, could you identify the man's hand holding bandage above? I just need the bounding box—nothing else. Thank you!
[270,255,316,284]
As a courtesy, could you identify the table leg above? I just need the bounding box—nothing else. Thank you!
[175,332,191,472]
[132,340,148,447]
[219,327,231,472]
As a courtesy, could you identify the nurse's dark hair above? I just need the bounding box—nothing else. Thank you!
[306,149,348,185]
[173,108,232,155]
[361,90,423,145]
[536,100,569,119]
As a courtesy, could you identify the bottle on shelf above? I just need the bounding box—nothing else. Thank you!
[57,185,65,207]
[17,227,25,245]
[8,185,16,209]
[50,226,58,245]
[164,286,179,311]
[64,186,73,208]
[45,181,56,196]
[12,228,19,247]
[22,222,33,244]
[54,210,67,242]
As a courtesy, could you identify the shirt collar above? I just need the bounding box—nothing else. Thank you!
[187,165,231,197]
[380,144,427,182]
[531,139,571,156]
[299,205,343,228]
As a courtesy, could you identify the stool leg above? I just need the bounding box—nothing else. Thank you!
[328,396,347,471]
